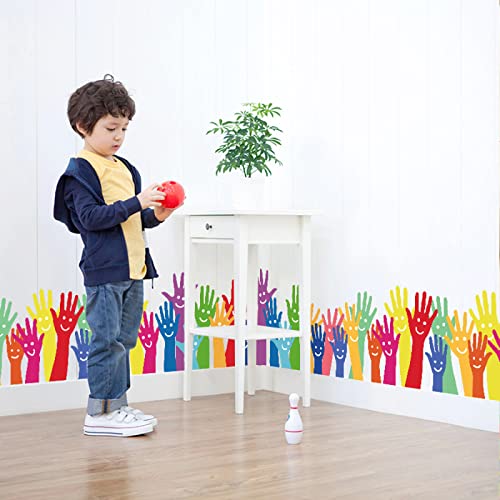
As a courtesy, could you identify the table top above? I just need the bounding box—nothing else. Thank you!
[175,208,319,216]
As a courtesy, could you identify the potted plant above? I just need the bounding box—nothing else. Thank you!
[207,102,283,208]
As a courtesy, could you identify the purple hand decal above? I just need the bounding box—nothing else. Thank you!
[162,272,185,370]
[257,269,277,365]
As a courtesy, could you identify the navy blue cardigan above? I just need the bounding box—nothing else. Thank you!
[54,155,161,286]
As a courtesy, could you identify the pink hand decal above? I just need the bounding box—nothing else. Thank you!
[321,307,344,375]
[373,315,401,386]
[13,318,44,384]
[139,312,159,374]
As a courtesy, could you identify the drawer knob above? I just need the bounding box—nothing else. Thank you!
[205,223,213,231]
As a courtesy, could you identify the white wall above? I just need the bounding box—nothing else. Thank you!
[0,0,498,428]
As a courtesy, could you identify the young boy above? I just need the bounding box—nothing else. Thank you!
[54,75,177,437]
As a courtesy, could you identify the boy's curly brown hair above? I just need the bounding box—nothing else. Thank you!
[67,74,135,138]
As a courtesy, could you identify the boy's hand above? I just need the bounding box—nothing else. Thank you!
[154,201,184,222]
[137,183,166,209]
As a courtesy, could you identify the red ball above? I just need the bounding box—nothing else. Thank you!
[158,181,185,209]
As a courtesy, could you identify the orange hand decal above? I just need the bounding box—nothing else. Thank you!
[321,307,344,375]
[469,291,500,399]
[468,332,492,399]
[343,302,362,380]
[210,303,233,368]
[445,311,474,396]
[367,325,382,383]
[6,330,24,384]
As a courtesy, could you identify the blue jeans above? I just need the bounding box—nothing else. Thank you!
[85,280,143,416]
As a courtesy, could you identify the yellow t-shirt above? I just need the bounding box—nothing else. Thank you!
[78,150,146,280]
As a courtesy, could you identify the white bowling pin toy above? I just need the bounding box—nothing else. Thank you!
[284,393,303,445]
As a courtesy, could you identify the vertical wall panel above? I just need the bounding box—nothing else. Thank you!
[0,2,38,384]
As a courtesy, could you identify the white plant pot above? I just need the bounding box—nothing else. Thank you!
[218,171,272,210]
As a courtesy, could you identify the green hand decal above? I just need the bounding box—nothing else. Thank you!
[286,285,300,331]
[77,294,91,335]
[431,296,458,395]
[0,298,18,382]
[349,291,377,379]
[286,285,300,370]
[194,285,218,369]
[196,337,210,369]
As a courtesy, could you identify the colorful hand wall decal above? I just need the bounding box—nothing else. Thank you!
[287,285,301,371]
[7,331,23,384]
[367,325,382,383]
[222,279,235,367]
[49,292,83,381]
[342,303,363,381]
[469,292,500,400]
[430,297,457,395]
[330,326,348,378]
[373,316,400,386]
[138,311,159,374]
[71,329,90,379]
[257,269,277,365]
[162,272,185,371]
[425,335,448,393]
[384,286,411,387]
[1,278,500,408]
[0,298,17,383]
[405,292,437,389]
[349,292,376,379]
[445,311,474,396]
[26,290,56,382]
[468,332,492,399]
[156,301,180,373]
[321,307,344,376]
[13,318,44,384]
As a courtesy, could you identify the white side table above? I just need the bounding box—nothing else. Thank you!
[182,210,313,414]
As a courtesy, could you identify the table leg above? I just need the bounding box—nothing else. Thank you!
[300,216,312,407]
[234,218,248,414]
[247,244,258,395]
[183,217,192,402]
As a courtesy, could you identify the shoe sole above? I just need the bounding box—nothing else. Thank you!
[83,422,154,437]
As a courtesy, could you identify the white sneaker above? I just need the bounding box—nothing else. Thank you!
[121,405,158,427]
[84,409,154,437]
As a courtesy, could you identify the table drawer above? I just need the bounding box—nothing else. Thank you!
[189,216,235,239]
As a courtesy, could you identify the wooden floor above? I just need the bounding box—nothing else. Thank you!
[0,391,497,499]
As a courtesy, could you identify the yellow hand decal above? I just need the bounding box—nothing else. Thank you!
[310,303,323,326]
[384,286,410,385]
[27,289,56,382]
[130,302,148,375]
[445,311,474,396]
[343,302,363,380]
[210,303,232,368]
[469,291,500,400]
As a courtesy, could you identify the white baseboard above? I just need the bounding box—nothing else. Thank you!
[267,368,499,433]
[0,367,271,417]
[1,367,498,433]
